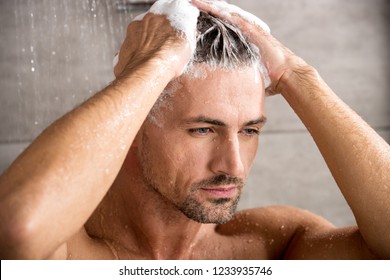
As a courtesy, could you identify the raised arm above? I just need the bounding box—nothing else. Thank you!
[193,0,390,258]
[0,1,198,259]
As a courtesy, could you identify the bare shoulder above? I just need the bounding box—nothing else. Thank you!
[218,206,378,259]
[219,205,333,237]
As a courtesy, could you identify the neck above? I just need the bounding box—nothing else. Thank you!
[87,149,211,259]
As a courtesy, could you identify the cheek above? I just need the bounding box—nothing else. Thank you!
[241,138,260,171]
[169,138,209,176]
[143,129,205,185]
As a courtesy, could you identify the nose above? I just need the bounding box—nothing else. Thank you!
[209,135,245,177]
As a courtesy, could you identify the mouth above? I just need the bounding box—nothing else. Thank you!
[200,186,238,198]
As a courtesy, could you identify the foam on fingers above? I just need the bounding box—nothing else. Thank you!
[135,0,200,51]
[114,0,200,71]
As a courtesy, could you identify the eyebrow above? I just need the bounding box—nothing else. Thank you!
[184,115,267,127]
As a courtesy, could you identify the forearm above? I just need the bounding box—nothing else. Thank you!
[0,59,172,259]
[279,65,390,257]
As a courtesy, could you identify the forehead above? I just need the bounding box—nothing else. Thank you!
[165,65,265,124]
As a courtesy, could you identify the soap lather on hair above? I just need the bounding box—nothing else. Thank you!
[114,0,271,89]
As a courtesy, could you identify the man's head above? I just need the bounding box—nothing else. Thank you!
[133,12,267,224]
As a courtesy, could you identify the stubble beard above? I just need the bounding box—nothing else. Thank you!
[177,175,244,224]
[139,154,244,224]
[178,191,241,224]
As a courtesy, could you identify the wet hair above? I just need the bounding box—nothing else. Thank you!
[191,11,260,70]
[147,12,261,125]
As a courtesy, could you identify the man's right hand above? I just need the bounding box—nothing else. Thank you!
[114,0,199,80]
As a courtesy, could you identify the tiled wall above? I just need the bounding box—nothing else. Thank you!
[1,0,389,226]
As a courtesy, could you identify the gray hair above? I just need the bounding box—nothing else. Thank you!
[191,12,260,70]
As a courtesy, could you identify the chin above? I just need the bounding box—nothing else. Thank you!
[178,196,239,224]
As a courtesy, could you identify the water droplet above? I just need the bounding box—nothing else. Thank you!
[21,48,25,52]
[30,45,34,52]
[30,12,34,18]
[280,225,285,230]
[52,51,56,55]
[30,59,34,64]
[34,121,38,125]
[269,239,274,245]
[31,67,35,72]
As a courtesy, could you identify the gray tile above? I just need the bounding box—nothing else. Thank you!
[0,0,139,142]
[0,142,29,174]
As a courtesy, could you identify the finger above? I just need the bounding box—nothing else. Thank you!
[149,0,200,51]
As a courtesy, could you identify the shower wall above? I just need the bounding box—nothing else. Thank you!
[0,0,389,226]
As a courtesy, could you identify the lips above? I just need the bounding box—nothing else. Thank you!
[200,186,237,197]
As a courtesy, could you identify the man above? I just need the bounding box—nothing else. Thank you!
[0,0,389,259]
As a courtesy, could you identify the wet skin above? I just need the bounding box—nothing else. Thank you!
[1,0,387,260]
[59,66,375,260]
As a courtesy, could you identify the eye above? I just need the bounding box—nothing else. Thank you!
[241,128,261,136]
[188,127,213,136]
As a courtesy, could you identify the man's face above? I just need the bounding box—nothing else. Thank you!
[136,65,266,224]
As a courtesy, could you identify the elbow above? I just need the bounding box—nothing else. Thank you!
[0,213,47,259]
